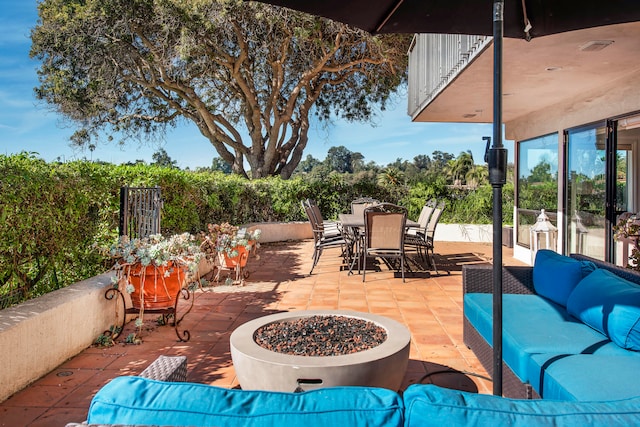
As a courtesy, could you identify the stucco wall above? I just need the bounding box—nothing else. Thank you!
[0,273,114,402]
[505,71,640,142]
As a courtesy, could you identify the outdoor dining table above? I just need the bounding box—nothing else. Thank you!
[338,213,420,274]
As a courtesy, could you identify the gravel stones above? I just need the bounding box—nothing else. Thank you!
[254,315,388,356]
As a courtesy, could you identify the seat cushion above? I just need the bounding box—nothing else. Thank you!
[567,268,640,350]
[464,293,610,382]
[527,353,640,401]
[532,249,595,307]
[87,376,404,427]
[403,384,640,426]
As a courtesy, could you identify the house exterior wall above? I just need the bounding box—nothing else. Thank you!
[507,71,640,264]
[505,72,640,142]
[409,29,640,265]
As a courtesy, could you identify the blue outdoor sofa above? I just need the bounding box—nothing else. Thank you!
[67,334,640,427]
[463,249,640,401]
[68,365,640,426]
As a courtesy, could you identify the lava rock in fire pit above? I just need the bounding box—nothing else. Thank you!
[254,315,387,356]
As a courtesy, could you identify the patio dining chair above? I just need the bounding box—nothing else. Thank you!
[404,200,446,274]
[350,197,380,218]
[305,199,342,239]
[362,203,408,282]
[302,199,347,274]
[406,199,437,237]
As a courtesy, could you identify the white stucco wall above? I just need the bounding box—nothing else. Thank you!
[0,273,114,402]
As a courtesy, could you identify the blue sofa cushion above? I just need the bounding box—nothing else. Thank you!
[527,353,640,401]
[567,268,640,350]
[403,384,640,426]
[533,249,595,307]
[464,293,610,383]
[87,376,404,427]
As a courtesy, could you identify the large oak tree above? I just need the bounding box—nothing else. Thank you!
[31,0,410,178]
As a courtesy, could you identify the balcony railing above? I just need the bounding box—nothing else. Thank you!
[408,34,491,118]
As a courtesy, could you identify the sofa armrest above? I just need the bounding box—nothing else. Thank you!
[463,264,536,295]
[64,356,188,427]
[138,355,187,382]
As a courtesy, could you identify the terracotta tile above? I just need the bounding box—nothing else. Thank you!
[27,406,88,427]
[0,241,530,423]
[3,385,67,408]
[34,368,97,389]
[58,351,120,370]
[0,406,48,426]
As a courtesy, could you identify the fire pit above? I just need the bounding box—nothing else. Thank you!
[230,310,411,392]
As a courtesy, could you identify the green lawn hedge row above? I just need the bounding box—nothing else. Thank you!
[0,153,513,306]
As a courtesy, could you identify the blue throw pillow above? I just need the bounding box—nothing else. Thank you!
[567,268,640,351]
[532,249,595,307]
[403,384,640,427]
[87,376,404,427]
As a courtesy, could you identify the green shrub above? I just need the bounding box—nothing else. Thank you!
[0,154,513,306]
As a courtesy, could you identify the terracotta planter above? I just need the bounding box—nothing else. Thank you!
[126,262,187,310]
[220,245,251,268]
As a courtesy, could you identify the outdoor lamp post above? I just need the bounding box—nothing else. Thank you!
[530,209,558,263]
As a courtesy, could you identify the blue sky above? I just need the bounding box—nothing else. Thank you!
[0,1,512,169]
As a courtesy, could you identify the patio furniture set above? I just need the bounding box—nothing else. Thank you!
[302,198,446,280]
[463,249,640,401]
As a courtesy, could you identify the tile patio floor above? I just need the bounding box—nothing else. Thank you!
[0,239,526,426]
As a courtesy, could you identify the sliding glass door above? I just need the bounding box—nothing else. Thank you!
[565,119,635,261]
[566,125,607,260]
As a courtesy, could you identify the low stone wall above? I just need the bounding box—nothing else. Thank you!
[434,224,492,242]
[244,221,312,243]
[248,222,493,244]
[0,273,115,402]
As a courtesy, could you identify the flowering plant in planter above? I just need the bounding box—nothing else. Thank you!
[104,232,204,341]
[201,223,261,258]
[200,223,261,283]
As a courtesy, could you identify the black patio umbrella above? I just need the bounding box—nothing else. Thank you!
[251,0,640,396]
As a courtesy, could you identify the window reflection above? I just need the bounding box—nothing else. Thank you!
[517,134,558,248]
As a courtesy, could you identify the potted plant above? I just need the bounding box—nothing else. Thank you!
[105,232,204,339]
[200,223,261,282]
[614,213,640,270]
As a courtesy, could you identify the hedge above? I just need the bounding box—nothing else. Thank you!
[0,153,512,306]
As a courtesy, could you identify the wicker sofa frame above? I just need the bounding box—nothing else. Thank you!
[462,254,640,399]
[65,355,188,427]
[462,263,540,399]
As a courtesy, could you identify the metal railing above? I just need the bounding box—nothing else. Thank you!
[408,33,491,118]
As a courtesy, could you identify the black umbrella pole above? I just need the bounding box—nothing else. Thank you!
[491,0,506,397]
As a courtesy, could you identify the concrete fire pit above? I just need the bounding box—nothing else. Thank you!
[230,310,411,392]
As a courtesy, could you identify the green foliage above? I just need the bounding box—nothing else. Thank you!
[31,0,410,178]
[94,325,121,347]
[0,153,113,303]
[1,154,513,307]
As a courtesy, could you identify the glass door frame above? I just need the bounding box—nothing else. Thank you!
[605,119,618,262]
[563,120,619,263]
